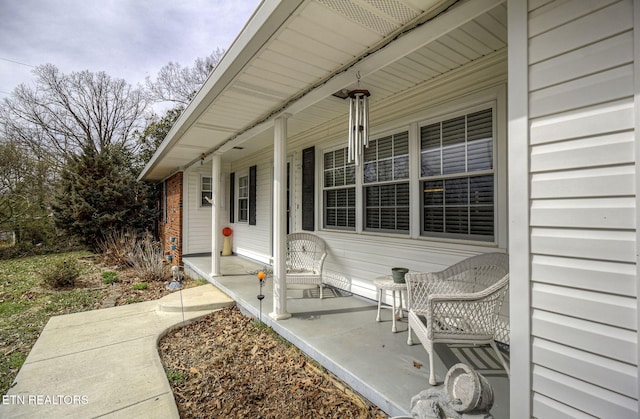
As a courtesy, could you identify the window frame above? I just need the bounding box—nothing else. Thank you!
[418,106,497,242]
[236,172,249,223]
[319,91,505,249]
[200,175,212,207]
[322,146,356,231]
[362,130,411,234]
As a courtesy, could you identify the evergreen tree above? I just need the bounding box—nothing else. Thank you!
[53,145,157,249]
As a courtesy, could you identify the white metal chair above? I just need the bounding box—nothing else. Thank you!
[405,253,510,385]
[286,232,327,298]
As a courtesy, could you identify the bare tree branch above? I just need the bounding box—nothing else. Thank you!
[145,48,224,106]
[0,64,149,161]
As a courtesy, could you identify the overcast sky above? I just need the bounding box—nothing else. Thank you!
[0,0,261,98]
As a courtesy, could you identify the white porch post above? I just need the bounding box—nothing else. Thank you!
[270,115,291,320]
[210,154,222,277]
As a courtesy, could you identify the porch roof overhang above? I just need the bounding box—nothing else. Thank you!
[139,0,507,182]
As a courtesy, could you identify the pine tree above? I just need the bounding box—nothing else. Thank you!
[53,145,157,249]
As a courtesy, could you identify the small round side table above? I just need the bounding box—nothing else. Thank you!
[374,276,408,333]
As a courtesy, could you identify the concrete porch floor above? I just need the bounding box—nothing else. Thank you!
[184,255,509,418]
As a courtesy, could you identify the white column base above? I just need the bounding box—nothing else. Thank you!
[269,311,292,320]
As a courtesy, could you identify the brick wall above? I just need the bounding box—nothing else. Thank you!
[159,172,183,266]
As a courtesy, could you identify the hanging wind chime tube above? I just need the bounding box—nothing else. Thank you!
[347,89,370,166]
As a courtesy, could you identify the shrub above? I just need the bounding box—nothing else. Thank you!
[41,258,81,288]
[132,282,148,290]
[128,233,166,281]
[97,229,138,267]
[101,271,119,284]
[98,230,165,281]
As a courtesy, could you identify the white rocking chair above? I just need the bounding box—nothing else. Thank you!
[405,252,510,385]
[286,232,327,298]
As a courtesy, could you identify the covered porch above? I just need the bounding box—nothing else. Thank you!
[184,254,509,418]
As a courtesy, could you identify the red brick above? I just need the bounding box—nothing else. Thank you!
[158,172,183,266]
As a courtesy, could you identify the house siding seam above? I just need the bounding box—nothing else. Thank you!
[159,171,183,266]
[527,0,638,417]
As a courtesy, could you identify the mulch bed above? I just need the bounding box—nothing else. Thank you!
[158,306,387,419]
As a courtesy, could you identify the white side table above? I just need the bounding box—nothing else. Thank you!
[374,276,408,333]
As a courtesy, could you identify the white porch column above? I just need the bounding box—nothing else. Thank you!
[210,153,222,277]
[270,114,291,320]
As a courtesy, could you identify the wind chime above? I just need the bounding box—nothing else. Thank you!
[347,73,370,166]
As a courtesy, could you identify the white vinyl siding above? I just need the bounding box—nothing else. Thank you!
[522,0,638,417]
[228,155,273,264]
[184,168,212,254]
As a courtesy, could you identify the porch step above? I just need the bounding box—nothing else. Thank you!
[157,284,234,313]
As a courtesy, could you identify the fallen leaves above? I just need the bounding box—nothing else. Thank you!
[158,306,387,419]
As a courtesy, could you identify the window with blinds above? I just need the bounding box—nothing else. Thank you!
[363,131,410,233]
[237,175,249,222]
[201,176,212,207]
[420,108,494,241]
[323,147,356,230]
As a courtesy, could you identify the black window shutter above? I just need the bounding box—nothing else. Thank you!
[249,165,257,225]
[229,172,235,223]
[302,147,315,231]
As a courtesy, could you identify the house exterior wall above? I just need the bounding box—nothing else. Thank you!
[510,0,638,417]
[184,165,212,255]
[215,50,508,304]
[226,151,274,264]
[159,171,183,266]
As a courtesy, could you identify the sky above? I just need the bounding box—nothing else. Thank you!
[0,0,261,98]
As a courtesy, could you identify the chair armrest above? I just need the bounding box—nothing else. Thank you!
[425,275,509,336]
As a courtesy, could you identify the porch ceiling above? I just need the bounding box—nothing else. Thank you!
[140,0,507,182]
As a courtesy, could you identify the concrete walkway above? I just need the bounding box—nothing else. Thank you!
[0,285,234,419]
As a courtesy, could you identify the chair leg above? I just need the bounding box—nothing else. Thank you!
[490,341,510,376]
[319,283,323,299]
[376,289,382,322]
[428,342,437,386]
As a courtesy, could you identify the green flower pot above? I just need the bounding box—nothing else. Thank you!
[391,267,408,283]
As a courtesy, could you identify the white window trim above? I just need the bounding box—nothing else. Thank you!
[236,171,249,223]
[319,85,507,250]
[417,104,497,243]
[362,129,411,234]
[200,175,212,208]
[322,145,357,231]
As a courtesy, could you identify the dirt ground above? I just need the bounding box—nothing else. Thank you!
[158,306,387,419]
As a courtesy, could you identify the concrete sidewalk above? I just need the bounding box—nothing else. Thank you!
[0,285,234,419]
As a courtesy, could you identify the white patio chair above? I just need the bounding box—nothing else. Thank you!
[405,252,510,385]
[286,232,327,298]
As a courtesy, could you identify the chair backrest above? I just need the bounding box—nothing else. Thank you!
[437,252,508,293]
[286,232,327,273]
[405,253,509,313]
